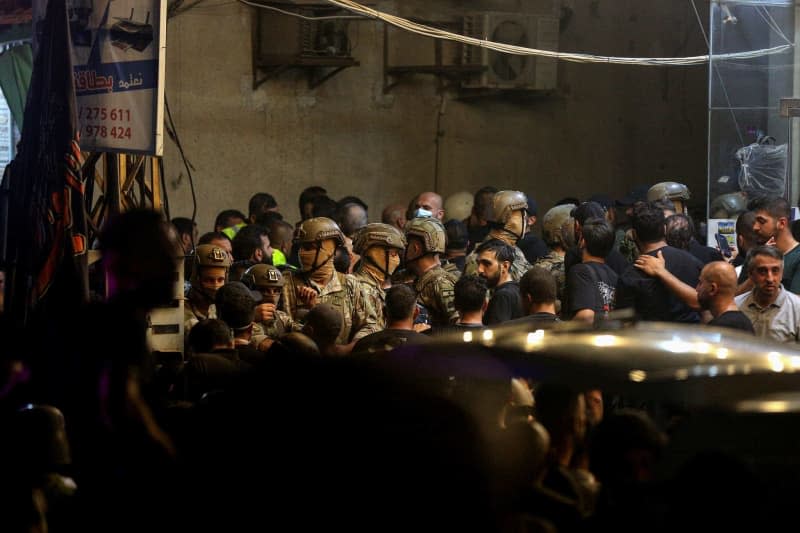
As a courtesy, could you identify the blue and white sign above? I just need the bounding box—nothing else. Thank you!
[36,0,166,155]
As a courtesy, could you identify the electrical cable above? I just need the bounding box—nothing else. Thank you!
[321,0,793,66]
[237,0,365,20]
[164,97,198,238]
[690,0,744,147]
[158,156,170,222]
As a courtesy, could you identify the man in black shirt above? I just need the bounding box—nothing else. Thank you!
[477,240,525,325]
[564,202,629,277]
[701,262,754,333]
[503,266,561,327]
[432,274,488,335]
[567,217,618,323]
[634,256,754,333]
[617,202,703,323]
[353,285,430,354]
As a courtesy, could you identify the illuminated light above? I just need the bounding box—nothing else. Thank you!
[747,400,791,413]
[628,369,647,382]
[708,365,718,377]
[727,364,736,375]
[674,368,689,380]
[743,364,752,375]
[482,329,494,341]
[659,340,692,353]
[527,330,545,345]
[768,352,784,372]
[716,348,729,360]
[593,335,617,347]
[463,331,473,343]
[694,342,712,354]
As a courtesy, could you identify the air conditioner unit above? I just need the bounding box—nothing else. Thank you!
[462,12,559,90]
[255,8,353,65]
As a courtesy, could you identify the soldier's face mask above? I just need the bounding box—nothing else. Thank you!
[364,246,401,278]
[414,208,433,219]
[504,210,527,242]
[298,239,336,283]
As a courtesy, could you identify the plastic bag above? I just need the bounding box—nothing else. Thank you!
[736,140,787,196]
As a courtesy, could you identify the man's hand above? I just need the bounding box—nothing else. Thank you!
[766,236,777,247]
[634,250,667,277]
[255,303,276,322]
[257,338,275,352]
[413,323,432,333]
[297,286,318,307]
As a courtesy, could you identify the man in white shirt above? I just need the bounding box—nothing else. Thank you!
[735,245,800,342]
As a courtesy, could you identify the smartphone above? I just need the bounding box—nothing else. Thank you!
[715,233,732,258]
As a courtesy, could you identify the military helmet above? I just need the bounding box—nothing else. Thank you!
[293,217,345,246]
[404,217,447,254]
[541,204,575,247]
[647,181,690,202]
[491,190,528,224]
[444,191,474,222]
[194,244,232,269]
[710,191,747,219]
[352,223,406,255]
[242,263,285,289]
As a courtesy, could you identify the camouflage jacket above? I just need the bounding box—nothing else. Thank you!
[184,287,217,335]
[353,270,388,330]
[252,309,298,341]
[464,241,531,282]
[533,250,566,306]
[414,265,459,326]
[283,271,379,345]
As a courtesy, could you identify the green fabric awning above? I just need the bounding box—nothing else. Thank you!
[0,23,34,130]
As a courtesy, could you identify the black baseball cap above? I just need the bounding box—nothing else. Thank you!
[570,201,606,225]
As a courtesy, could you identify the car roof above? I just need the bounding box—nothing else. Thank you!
[385,321,800,413]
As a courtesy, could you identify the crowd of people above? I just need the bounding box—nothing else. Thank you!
[1,181,797,531]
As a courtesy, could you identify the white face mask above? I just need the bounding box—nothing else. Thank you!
[414,208,433,219]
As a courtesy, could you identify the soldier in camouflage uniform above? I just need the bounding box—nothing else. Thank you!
[464,190,532,281]
[352,223,407,330]
[533,204,576,311]
[404,217,459,326]
[184,244,231,334]
[241,264,299,346]
[282,217,379,351]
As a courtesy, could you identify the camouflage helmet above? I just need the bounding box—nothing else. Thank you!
[647,181,690,202]
[710,191,747,219]
[541,204,575,247]
[242,263,285,289]
[404,217,447,254]
[293,217,345,246]
[194,244,232,269]
[352,223,406,255]
[491,190,528,224]
[192,243,231,283]
[443,191,474,222]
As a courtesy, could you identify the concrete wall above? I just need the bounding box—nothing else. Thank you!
[163,0,708,230]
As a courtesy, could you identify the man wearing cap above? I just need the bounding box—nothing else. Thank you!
[564,202,629,279]
[443,219,469,275]
[517,194,549,263]
[464,190,532,282]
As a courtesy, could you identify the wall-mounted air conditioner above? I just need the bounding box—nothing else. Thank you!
[462,12,559,90]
